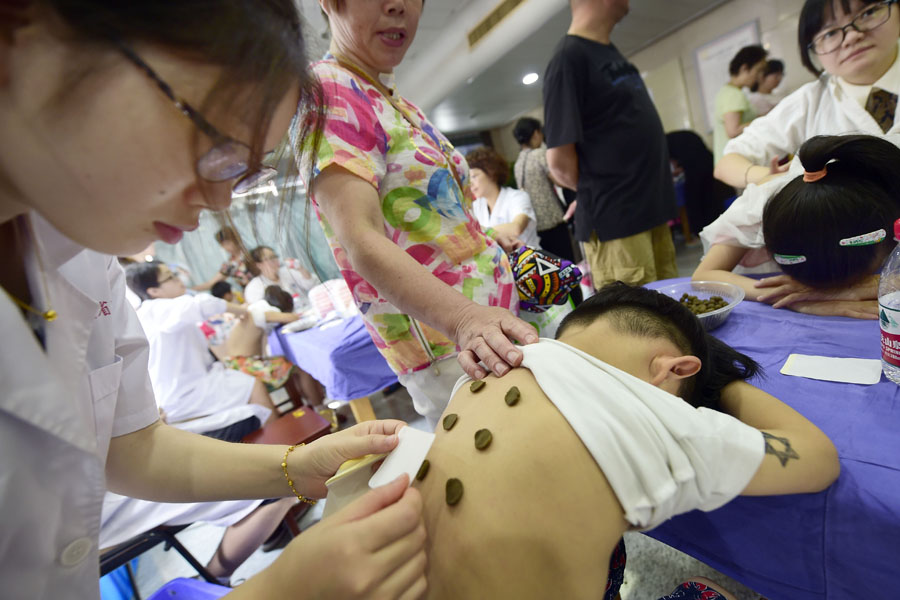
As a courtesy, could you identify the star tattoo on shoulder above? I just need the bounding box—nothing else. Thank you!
[762,431,800,467]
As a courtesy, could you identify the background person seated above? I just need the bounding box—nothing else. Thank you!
[412,283,838,599]
[245,245,320,308]
[695,134,899,319]
[466,146,541,249]
[211,280,235,303]
[193,226,257,292]
[126,261,278,432]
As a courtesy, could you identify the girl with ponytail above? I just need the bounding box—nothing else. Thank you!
[694,134,900,319]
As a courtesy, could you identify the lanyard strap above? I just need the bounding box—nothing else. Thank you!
[332,55,466,195]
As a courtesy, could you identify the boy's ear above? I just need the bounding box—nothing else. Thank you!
[650,355,701,386]
[146,286,162,299]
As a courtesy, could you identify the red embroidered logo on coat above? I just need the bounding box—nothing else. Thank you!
[98,301,111,317]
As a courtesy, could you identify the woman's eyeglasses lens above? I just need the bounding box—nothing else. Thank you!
[233,167,278,195]
[811,1,893,54]
[198,141,251,182]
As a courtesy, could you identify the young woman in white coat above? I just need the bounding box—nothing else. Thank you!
[715,0,900,190]
[0,2,425,599]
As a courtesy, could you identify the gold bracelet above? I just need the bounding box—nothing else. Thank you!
[281,444,318,505]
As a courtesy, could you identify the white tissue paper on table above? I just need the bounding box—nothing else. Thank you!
[780,353,882,385]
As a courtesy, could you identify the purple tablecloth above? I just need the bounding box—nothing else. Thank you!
[269,315,397,401]
[646,278,900,599]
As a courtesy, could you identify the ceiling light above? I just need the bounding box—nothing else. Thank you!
[522,72,539,85]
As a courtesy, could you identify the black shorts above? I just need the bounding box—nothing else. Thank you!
[201,416,261,443]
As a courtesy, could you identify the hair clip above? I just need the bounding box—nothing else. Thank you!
[839,229,887,247]
[773,253,807,265]
[802,167,827,183]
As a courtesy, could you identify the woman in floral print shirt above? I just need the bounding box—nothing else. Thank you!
[299,0,537,425]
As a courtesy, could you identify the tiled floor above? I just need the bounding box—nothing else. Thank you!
[117,231,765,600]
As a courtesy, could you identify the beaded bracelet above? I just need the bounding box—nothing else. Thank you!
[281,444,318,505]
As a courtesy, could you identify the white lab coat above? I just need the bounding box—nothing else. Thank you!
[699,159,803,275]
[472,187,541,248]
[136,294,264,431]
[0,214,160,599]
[723,48,900,165]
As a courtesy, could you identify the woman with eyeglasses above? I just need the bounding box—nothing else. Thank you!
[0,2,426,599]
[715,0,900,190]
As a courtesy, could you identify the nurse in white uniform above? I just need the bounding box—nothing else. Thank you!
[467,147,542,249]
[715,0,900,189]
[0,2,426,599]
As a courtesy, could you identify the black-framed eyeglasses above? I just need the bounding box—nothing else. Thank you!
[809,0,898,55]
[114,40,277,195]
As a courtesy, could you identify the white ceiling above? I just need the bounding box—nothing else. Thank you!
[297,0,731,135]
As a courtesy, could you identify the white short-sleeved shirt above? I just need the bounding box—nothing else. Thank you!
[723,43,900,165]
[244,266,319,308]
[472,187,541,248]
[0,214,160,599]
[451,339,764,530]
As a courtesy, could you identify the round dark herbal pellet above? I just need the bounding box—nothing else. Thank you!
[446,478,463,506]
[469,380,486,393]
[442,413,458,431]
[474,428,493,450]
[415,459,430,481]
[504,386,520,406]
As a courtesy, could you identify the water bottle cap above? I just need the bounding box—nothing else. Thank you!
[894,219,900,242]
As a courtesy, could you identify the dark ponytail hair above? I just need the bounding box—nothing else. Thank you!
[555,282,760,410]
[763,135,900,288]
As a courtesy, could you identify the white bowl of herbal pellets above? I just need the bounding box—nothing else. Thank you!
[654,280,744,331]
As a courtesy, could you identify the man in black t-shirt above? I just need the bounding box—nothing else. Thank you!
[544,0,677,289]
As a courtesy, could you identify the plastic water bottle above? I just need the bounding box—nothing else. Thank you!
[878,219,900,384]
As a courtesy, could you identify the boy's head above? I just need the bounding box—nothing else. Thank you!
[763,134,900,288]
[127,261,187,301]
[211,281,233,302]
[556,283,759,408]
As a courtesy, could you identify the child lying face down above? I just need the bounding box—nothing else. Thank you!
[695,134,900,319]
[412,282,839,599]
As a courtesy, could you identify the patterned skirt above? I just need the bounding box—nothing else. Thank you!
[223,355,294,392]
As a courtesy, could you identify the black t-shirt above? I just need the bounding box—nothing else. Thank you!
[543,35,675,242]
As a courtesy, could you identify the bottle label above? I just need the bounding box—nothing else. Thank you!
[880,302,900,366]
